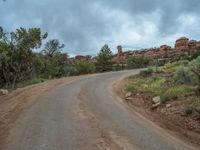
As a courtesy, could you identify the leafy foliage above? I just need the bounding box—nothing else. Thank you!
[127,56,150,69]
[173,66,198,85]
[139,67,153,77]
[0,27,47,88]
[96,44,113,72]
[42,39,65,57]
[160,85,193,103]
[192,98,200,114]
[189,56,200,80]
[73,60,96,75]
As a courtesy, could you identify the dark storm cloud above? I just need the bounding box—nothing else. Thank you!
[0,0,200,55]
[102,0,200,33]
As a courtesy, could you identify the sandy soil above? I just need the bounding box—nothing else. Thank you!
[0,75,90,150]
[113,76,200,148]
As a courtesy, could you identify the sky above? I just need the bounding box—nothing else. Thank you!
[0,0,200,56]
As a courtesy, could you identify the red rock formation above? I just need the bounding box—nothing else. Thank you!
[117,45,123,58]
[160,45,171,51]
[175,37,189,51]
[188,40,197,49]
[71,37,200,63]
[196,41,200,47]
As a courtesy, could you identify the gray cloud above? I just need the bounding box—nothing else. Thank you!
[0,0,200,56]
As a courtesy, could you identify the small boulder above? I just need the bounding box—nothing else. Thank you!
[125,97,134,101]
[166,104,171,108]
[125,92,132,98]
[152,96,161,104]
[0,89,8,96]
[151,102,161,110]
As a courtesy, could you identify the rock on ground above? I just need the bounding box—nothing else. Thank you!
[152,96,161,104]
[0,89,8,96]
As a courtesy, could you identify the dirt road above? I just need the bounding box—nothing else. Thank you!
[2,70,198,150]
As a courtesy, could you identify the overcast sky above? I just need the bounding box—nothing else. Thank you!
[0,0,200,56]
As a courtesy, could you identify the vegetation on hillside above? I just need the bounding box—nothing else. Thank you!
[1,26,200,91]
[127,56,151,69]
[126,56,200,115]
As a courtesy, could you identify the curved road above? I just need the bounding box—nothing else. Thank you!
[5,70,197,150]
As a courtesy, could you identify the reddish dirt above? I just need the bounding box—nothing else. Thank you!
[113,76,200,147]
[0,75,90,150]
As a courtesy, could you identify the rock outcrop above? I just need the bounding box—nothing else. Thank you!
[69,37,200,64]
[112,37,200,62]
[0,89,8,96]
[175,37,189,51]
[68,55,94,63]
[117,45,123,58]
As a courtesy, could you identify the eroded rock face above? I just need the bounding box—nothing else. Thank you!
[75,55,87,60]
[74,55,92,61]
[188,40,200,49]
[112,37,200,62]
[117,45,123,58]
[175,37,189,51]
[188,40,197,49]
[160,45,171,51]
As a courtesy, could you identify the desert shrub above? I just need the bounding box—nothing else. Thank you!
[127,56,150,69]
[189,56,200,81]
[141,77,166,95]
[127,76,166,96]
[73,60,96,75]
[139,68,153,77]
[161,85,193,103]
[126,77,146,93]
[163,60,189,73]
[12,78,48,89]
[68,67,79,76]
[173,66,198,85]
[58,66,78,76]
[126,84,137,92]
[184,107,193,116]
[179,60,190,66]
[153,67,164,73]
[163,62,177,73]
[192,98,200,114]
[113,62,124,71]
[190,48,200,60]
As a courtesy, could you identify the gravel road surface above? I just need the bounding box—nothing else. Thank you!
[4,70,198,150]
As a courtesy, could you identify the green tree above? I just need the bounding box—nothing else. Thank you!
[41,39,68,78]
[0,27,47,88]
[42,39,65,57]
[96,44,113,72]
